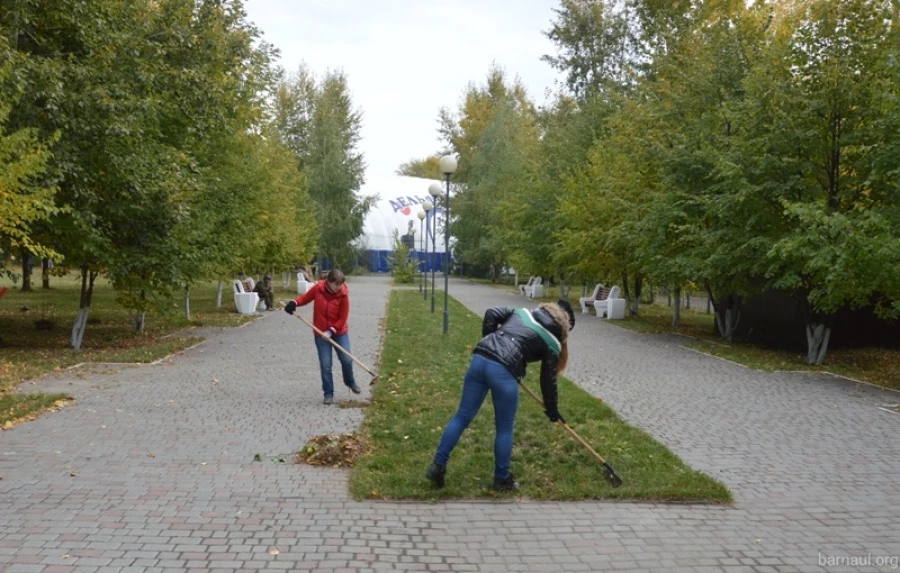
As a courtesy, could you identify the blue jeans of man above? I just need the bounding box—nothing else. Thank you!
[434,354,519,480]
[314,333,356,398]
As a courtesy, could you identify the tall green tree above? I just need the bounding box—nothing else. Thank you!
[543,0,639,97]
[731,0,900,363]
[275,66,372,271]
[0,50,60,284]
[4,0,283,346]
[438,67,539,278]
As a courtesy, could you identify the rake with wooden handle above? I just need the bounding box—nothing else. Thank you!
[516,380,623,488]
[293,313,379,385]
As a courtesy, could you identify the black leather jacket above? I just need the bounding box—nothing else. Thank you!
[473,306,564,411]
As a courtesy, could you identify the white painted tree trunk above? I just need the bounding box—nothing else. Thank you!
[806,322,832,365]
[714,308,739,343]
[216,281,223,308]
[70,307,90,350]
[132,312,145,332]
[184,286,191,321]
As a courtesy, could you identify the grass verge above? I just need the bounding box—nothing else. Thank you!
[1,393,71,429]
[607,303,900,391]
[349,290,732,502]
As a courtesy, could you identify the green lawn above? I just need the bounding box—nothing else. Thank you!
[0,273,266,422]
[349,290,732,502]
[607,303,900,391]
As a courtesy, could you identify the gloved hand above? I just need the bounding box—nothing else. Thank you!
[544,409,566,424]
[322,328,333,338]
[284,300,297,315]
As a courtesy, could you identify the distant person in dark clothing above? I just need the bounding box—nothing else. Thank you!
[254,274,275,310]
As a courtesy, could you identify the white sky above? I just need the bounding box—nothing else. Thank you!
[243,0,565,180]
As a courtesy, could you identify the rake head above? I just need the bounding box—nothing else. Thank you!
[603,462,623,488]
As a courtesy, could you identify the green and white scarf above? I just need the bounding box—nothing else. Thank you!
[514,308,561,356]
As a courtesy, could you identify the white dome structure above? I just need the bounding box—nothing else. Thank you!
[357,175,450,272]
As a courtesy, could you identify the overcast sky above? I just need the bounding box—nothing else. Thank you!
[243,0,565,180]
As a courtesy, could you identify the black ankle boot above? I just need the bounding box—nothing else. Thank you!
[492,473,520,491]
[426,462,446,488]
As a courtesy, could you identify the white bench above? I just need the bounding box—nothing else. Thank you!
[297,272,315,295]
[607,297,627,320]
[521,276,544,298]
[232,279,260,315]
[579,284,607,313]
[594,285,622,318]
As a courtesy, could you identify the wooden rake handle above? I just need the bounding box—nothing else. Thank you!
[516,380,622,487]
[293,313,378,380]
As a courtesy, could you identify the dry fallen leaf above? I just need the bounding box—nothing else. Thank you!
[269,549,280,556]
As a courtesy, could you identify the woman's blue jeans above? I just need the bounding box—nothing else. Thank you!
[314,333,356,397]
[434,354,519,479]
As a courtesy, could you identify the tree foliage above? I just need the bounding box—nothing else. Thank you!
[396,156,443,179]
[441,0,900,364]
[274,66,372,271]
[2,0,324,347]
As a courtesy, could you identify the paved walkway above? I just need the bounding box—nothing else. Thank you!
[1,276,898,573]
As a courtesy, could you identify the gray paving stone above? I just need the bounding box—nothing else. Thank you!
[2,276,898,572]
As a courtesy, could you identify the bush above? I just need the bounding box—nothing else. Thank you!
[388,231,418,284]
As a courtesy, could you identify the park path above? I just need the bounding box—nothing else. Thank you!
[1,275,898,572]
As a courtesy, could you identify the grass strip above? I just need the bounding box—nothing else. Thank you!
[350,290,732,502]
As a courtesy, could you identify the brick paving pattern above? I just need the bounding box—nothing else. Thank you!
[1,276,898,572]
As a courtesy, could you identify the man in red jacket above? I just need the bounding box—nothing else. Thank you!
[284,268,361,405]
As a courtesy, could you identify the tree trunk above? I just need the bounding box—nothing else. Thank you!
[805,322,832,365]
[630,275,642,316]
[184,285,191,321]
[132,312,146,333]
[70,307,90,350]
[672,286,681,327]
[69,265,98,350]
[20,248,33,292]
[708,287,741,343]
[620,270,630,305]
[42,258,51,289]
[216,281,223,308]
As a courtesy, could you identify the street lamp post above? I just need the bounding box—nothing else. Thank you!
[438,155,457,334]
[428,183,442,314]
[417,211,425,293]
[422,201,433,302]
